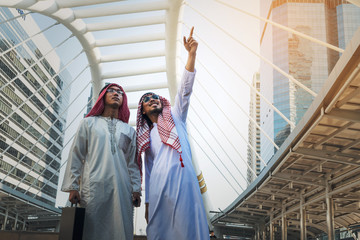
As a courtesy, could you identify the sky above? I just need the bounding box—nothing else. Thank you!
[31,0,260,234]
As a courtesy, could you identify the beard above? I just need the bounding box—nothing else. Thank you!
[149,106,163,115]
[109,102,121,109]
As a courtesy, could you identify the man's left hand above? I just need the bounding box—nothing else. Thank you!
[132,192,141,207]
[183,26,198,54]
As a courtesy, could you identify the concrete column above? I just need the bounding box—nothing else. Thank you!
[270,214,274,240]
[255,224,263,240]
[326,181,335,239]
[255,225,260,240]
[335,229,340,239]
[55,219,61,232]
[282,205,287,240]
[260,223,266,240]
[22,221,27,231]
[300,192,307,240]
[261,222,266,240]
[352,231,358,240]
[213,226,224,239]
[2,208,8,230]
[13,213,18,230]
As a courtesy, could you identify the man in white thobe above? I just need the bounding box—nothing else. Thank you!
[62,84,141,240]
[136,27,209,240]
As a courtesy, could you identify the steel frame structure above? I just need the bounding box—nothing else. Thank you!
[211,28,360,239]
[1,0,360,237]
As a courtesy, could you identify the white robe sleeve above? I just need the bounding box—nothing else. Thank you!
[125,128,141,193]
[61,119,88,192]
[173,68,196,121]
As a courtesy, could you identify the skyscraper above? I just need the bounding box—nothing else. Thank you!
[247,72,261,185]
[260,0,360,163]
[0,8,71,207]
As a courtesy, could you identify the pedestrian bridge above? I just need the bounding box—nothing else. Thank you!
[0,0,360,239]
[211,29,360,239]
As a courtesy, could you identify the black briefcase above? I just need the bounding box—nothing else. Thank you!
[59,203,86,240]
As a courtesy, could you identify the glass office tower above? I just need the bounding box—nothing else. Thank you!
[260,0,360,163]
[0,8,71,206]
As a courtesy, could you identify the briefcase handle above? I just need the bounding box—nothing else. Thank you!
[71,197,80,207]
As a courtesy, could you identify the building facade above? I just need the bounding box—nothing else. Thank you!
[260,0,360,163]
[247,72,261,185]
[0,8,71,207]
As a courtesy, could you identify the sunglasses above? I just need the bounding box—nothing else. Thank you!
[143,94,159,103]
[106,88,123,95]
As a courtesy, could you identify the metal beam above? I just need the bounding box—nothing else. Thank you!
[295,148,360,166]
[272,173,325,187]
[226,212,264,221]
[340,137,360,151]
[329,168,360,184]
[290,220,327,233]
[73,0,169,18]
[87,15,166,32]
[246,200,281,208]
[335,207,360,214]
[302,161,324,175]
[100,49,165,62]
[312,122,354,148]
[335,86,360,108]
[257,189,299,199]
[234,207,269,215]
[102,64,166,79]
[56,0,119,8]
[123,82,168,93]
[95,32,165,47]
[326,108,360,123]
[259,186,301,197]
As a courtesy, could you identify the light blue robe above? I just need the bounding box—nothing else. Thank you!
[145,69,209,240]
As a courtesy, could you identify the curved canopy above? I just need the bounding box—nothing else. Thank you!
[0,0,183,109]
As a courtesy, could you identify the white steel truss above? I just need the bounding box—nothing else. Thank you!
[0,0,359,237]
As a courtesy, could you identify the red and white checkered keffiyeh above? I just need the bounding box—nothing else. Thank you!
[136,93,184,176]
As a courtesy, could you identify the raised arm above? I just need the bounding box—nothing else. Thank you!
[173,27,198,121]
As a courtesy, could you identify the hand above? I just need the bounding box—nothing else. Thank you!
[183,26,198,54]
[69,190,81,204]
[145,203,149,224]
[132,192,141,207]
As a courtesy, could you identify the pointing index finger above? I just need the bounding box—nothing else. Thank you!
[189,26,194,38]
